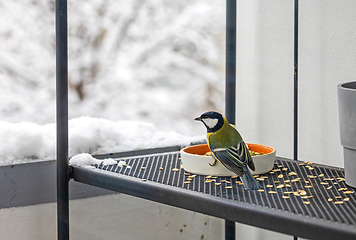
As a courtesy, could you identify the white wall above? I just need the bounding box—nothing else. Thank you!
[0,194,298,240]
[236,0,356,167]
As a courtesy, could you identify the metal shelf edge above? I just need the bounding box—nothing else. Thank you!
[72,166,356,240]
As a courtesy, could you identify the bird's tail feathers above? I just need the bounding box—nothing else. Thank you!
[241,166,261,190]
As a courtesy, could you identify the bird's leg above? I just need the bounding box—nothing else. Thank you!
[209,159,218,167]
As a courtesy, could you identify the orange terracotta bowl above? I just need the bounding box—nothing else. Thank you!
[180,143,276,176]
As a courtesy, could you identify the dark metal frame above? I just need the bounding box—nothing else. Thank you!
[225,1,237,239]
[56,0,69,239]
[294,0,299,161]
[56,0,303,240]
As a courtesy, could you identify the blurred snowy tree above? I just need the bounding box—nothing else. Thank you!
[0,0,225,135]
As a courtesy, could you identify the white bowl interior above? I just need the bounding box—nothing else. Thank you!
[180,143,276,176]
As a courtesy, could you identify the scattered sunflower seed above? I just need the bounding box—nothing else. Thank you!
[269,191,277,194]
[328,198,333,202]
[225,186,233,189]
[142,179,147,181]
[215,183,221,186]
[276,184,285,189]
[305,185,313,188]
[172,168,179,172]
[278,174,284,178]
[320,182,329,185]
[284,180,291,183]
[282,168,288,171]
[288,172,297,176]
[319,174,324,177]
[282,196,290,199]
[344,191,355,194]
[140,167,147,170]
[257,189,265,192]
[334,201,344,205]
[159,167,163,170]
[327,186,333,190]
[323,178,333,181]
[303,201,311,205]
[344,198,350,201]
[299,190,307,196]
[184,181,191,184]
[266,185,274,188]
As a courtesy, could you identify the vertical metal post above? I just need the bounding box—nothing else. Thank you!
[225,0,236,125]
[56,0,69,239]
[293,0,299,161]
[293,1,299,239]
[225,1,236,240]
[225,219,236,240]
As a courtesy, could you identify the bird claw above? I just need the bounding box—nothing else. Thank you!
[209,159,218,167]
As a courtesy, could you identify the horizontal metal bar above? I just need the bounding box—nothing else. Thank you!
[92,145,183,159]
[0,160,114,209]
[72,166,356,240]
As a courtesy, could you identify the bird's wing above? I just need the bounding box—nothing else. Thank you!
[210,141,255,176]
[240,141,255,171]
[209,144,245,176]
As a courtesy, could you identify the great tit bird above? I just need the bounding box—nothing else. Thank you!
[195,111,260,190]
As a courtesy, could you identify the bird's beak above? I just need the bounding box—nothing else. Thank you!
[194,116,201,121]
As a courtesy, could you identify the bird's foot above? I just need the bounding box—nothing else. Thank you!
[209,159,218,167]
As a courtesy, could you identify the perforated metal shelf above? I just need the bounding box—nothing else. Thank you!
[72,150,356,240]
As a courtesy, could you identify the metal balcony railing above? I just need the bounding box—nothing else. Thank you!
[55,1,356,240]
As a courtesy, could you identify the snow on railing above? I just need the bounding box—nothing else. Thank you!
[0,116,203,166]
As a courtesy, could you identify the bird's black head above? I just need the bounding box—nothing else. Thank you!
[195,111,224,133]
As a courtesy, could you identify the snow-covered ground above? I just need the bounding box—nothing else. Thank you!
[0,0,225,165]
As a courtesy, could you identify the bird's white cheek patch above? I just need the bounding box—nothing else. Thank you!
[202,118,218,129]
